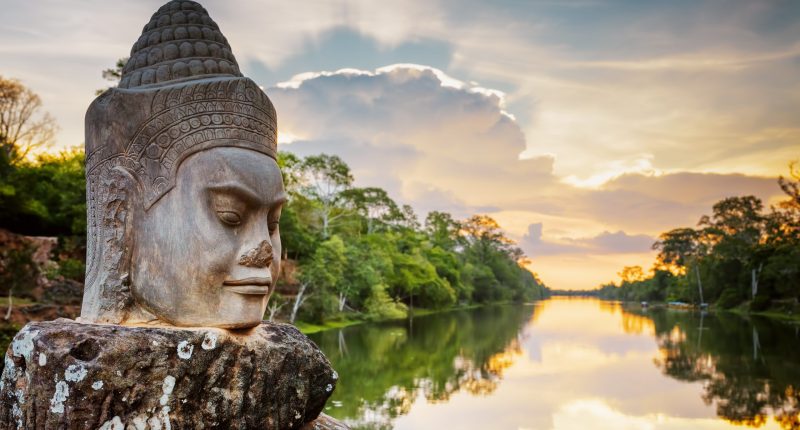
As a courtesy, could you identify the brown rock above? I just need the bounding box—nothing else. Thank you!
[0,320,342,429]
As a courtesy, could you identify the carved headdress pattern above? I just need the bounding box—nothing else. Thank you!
[120,0,242,89]
[82,0,278,323]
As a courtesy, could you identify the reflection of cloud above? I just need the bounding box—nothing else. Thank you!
[548,399,784,430]
[395,298,764,430]
[551,399,657,430]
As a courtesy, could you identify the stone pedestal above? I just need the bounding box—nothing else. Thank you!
[0,320,347,429]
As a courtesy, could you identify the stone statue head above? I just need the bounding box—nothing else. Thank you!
[81,0,284,329]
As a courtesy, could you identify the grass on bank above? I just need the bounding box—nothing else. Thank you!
[0,296,38,307]
[723,299,800,322]
[294,302,509,334]
[294,319,363,334]
[621,299,800,323]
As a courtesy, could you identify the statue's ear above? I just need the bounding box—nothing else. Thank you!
[81,166,141,324]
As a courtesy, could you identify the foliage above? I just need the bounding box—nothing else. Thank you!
[363,284,407,320]
[0,148,86,236]
[96,57,128,95]
[749,295,771,312]
[0,243,37,299]
[588,166,800,311]
[717,288,744,309]
[0,76,57,164]
[277,152,548,323]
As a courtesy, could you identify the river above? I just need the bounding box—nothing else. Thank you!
[307,297,800,430]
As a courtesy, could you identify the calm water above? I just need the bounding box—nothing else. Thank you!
[308,297,800,430]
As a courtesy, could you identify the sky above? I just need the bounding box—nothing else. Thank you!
[1,0,798,290]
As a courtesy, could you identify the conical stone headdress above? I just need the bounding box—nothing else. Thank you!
[86,0,276,209]
[82,0,277,323]
[119,0,242,89]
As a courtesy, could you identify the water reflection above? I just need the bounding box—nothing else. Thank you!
[308,298,800,429]
[309,305,533,429]
[642,307,800,429]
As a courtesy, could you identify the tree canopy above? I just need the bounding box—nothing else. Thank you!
[589,165,800,310]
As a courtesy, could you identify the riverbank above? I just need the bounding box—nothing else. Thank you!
[622,299,800,322]
[295,302,503,334]
[728,299,800,322]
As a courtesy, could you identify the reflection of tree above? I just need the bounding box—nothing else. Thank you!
[308,304,534,429]
[619,308,656,336]
[636,308,800,429]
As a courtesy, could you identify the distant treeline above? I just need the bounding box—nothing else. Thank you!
[586,166,800,311]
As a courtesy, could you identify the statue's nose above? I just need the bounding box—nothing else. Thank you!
[237,240,273,268]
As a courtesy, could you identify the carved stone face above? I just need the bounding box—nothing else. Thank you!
[130,147,285,328]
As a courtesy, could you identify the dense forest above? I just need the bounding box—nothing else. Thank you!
[587,168,800,312]
[0,75,548,325]
[273,153,548,323]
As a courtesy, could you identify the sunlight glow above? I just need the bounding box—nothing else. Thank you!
[277,131,303,145]
[562,155,663,189]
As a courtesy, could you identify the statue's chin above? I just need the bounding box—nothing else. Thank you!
[123,296,267,330]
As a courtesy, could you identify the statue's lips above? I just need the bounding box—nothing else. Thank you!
[222,278,271,295]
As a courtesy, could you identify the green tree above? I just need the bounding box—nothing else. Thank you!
[294,235,347,323]
[425,211,461,250]
[342,187,400,233]
[297,154,354,238]
[700,196,766,302]
[460,215,513,264]
[653,227,707,304]
[0,149,86,236]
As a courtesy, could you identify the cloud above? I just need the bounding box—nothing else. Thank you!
[575,172,782,232]
[521,223,655,257]
[4,0,798,184]
[269,64,556,214]
[583,231,655,254]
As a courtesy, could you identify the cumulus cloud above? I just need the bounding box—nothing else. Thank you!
[269,64,557,215]
[270,64,786,234]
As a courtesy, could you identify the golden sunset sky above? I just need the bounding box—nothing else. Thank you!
[1,0,797,289]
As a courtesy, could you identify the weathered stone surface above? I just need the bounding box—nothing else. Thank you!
[0,320,342,429]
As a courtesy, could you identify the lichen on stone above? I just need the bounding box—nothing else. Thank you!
[12,328,38,362]
[65,364,88,382]
[49,380,69,414]
[201,332,217,350]
[176,340,193,359]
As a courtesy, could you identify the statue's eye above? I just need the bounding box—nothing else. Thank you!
[268,221,279,233]
[217,211,242,226]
